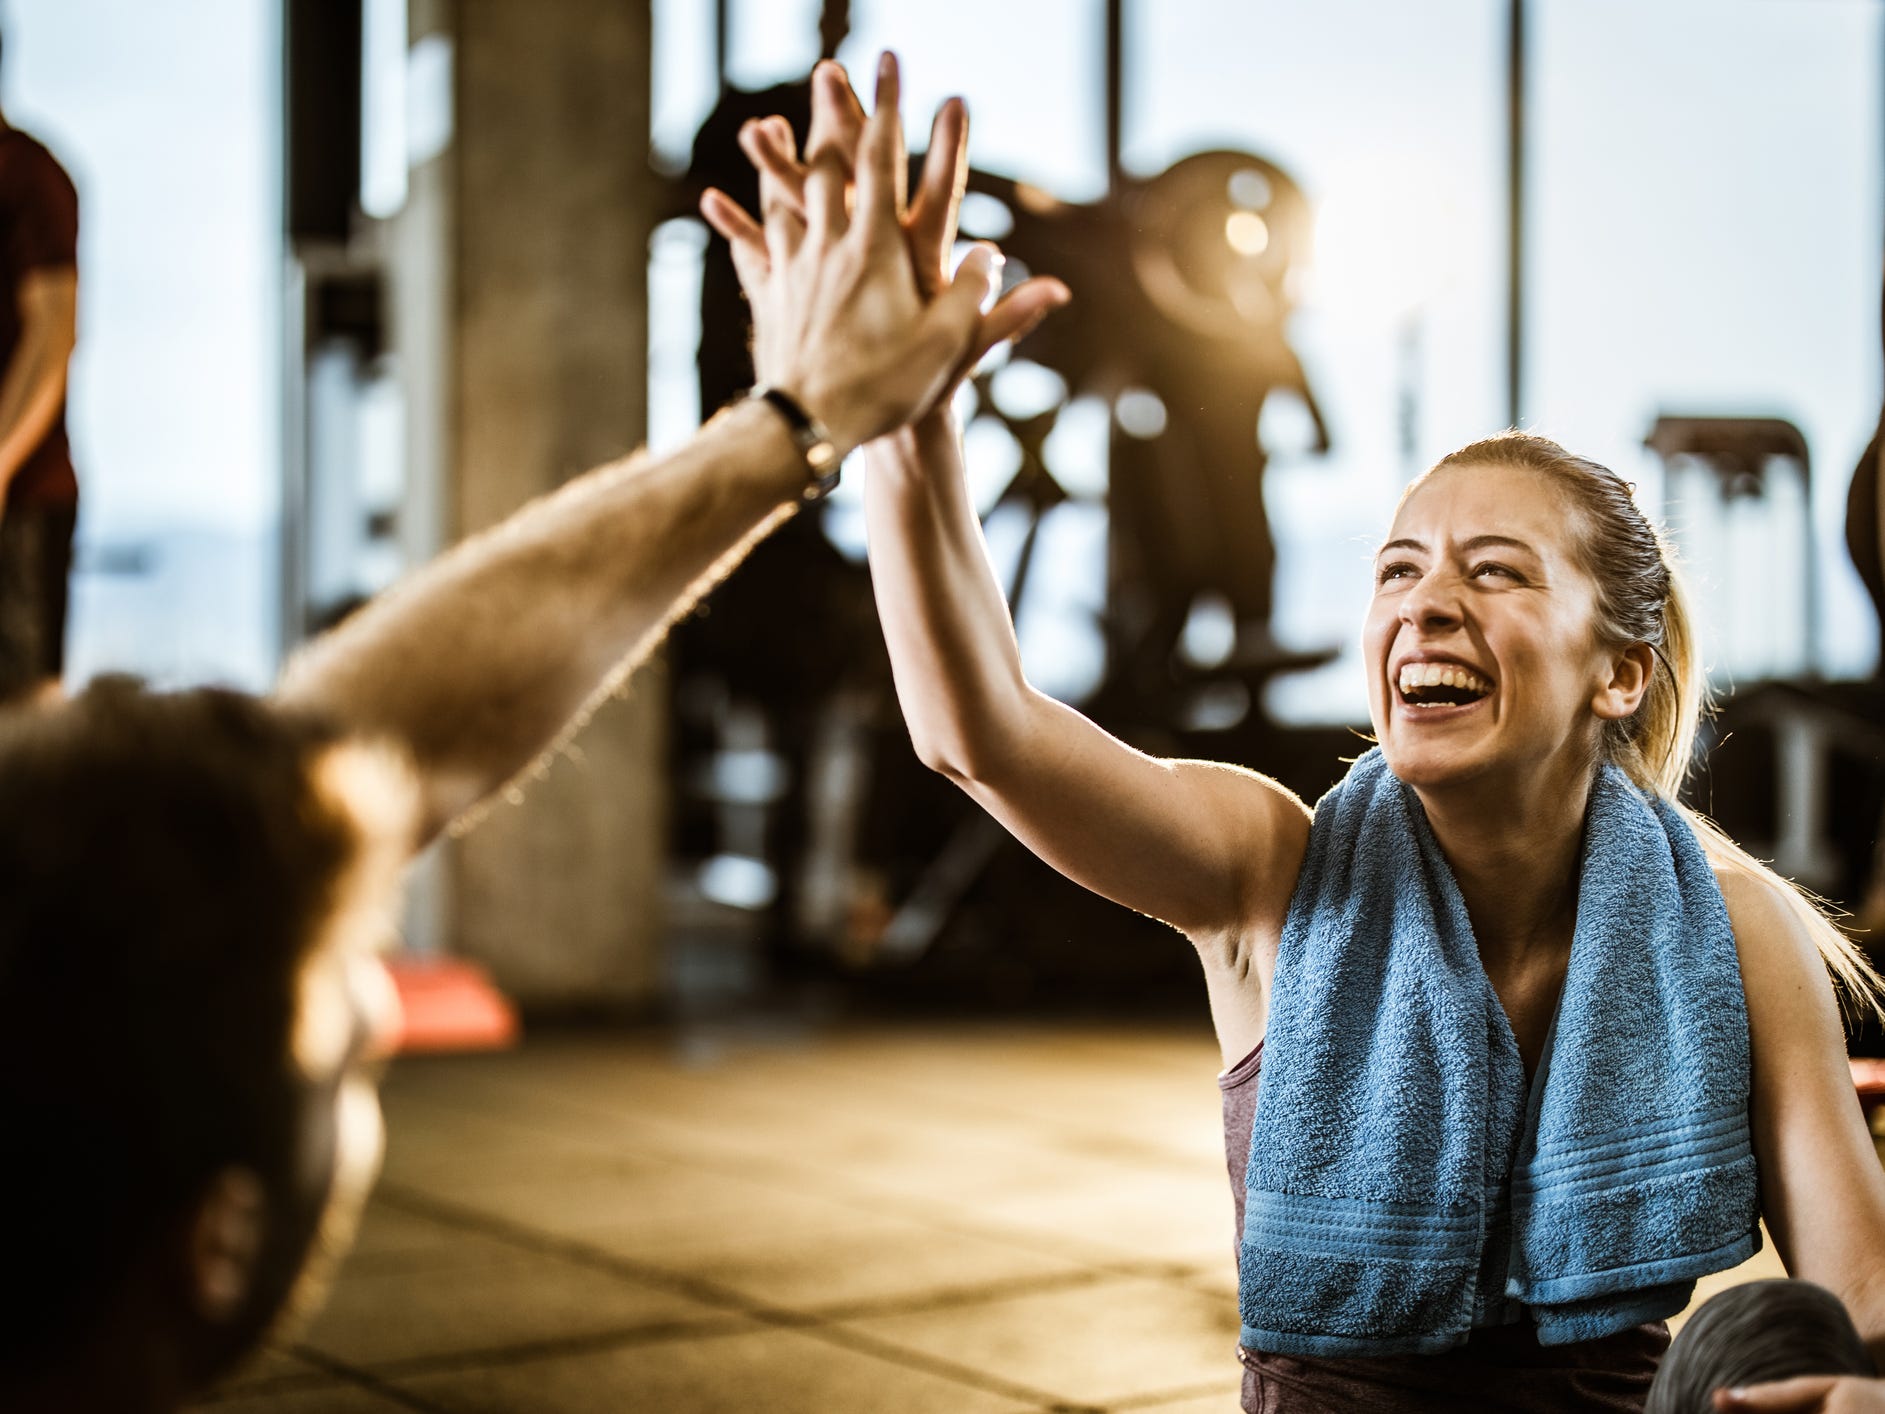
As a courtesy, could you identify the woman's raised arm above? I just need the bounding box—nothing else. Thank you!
[702,57,1310,1053]
[862,410,1310,966]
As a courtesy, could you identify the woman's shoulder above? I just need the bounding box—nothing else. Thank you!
[1706,854,1847,1026]
[1710,855,1817,959]
[1709,853,1784,915]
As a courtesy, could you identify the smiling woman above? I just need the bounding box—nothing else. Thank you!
[852,321,1885,1406]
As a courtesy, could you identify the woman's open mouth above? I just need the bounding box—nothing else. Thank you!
[1395,662,1493,710]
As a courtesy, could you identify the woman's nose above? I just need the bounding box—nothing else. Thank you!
[1399,568,1464,630]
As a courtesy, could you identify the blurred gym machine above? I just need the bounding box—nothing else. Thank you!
[1644,411,1885,938]
[665,0,1342,1004]
[281,0,416,645]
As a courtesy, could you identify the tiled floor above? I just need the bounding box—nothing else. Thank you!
[189,1020,1792,1414]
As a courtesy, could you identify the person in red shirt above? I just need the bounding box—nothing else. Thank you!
[0,28,80,704]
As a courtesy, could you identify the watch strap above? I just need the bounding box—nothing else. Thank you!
[751,385,841,501]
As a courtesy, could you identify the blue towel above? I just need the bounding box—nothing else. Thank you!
[1239,748,1759,1357]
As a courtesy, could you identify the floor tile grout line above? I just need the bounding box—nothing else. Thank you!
[356,1183,1119,1408]
[287,1344,459,1413]
[371,1181,790,1306]
[381,1109,1232,1290]
[371,1177,1208,1326]
[329,1312,1084,1411]
[774,1318,1091,1410]
[299,1315,756,1384]
[190,1372,341,1406]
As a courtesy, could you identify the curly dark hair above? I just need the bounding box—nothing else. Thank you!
[0,677,375,1372]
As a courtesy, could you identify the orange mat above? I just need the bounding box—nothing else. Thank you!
[1852,1058,1885,1109]
[382,955,520,1055]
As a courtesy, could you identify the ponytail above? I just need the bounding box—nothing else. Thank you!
[1644,570,1885,1027]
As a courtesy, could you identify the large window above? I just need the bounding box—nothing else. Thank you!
[1126,0,1509,721]
[652,1,1883,718]
[10,0,279,689]
[1528,0,1883,684]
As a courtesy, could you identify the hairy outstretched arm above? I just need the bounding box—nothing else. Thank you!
[279,52,1002,846]
[276,401,807,841]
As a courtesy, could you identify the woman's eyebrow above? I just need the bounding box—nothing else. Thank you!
[1459,534,1540,556]
[1375,534,1541,558]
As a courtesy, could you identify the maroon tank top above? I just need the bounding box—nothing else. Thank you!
[1221,1041,1669,1413]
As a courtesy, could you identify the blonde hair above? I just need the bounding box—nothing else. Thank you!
[1427,431,1885,1026]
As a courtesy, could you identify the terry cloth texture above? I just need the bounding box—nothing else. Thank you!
[1239,748,1758,1358]
[1224,1042,1669,1413]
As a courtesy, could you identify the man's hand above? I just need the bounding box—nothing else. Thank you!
[1717,1377,1885,1412]
[699,54,1068,443]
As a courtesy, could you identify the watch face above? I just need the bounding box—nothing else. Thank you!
[802,461,842,502]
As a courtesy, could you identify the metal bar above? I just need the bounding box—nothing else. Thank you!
[1506,0,1527,428]
[715,0,730,89]
[1106,0,1124,192]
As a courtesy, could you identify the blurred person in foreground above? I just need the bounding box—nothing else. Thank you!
[0,26,79,703]
[0,54,1064,1414]
[714,65,1885,1414]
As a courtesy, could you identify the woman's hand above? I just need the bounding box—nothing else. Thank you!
[699,54,1067,441]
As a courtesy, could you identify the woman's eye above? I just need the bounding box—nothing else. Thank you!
[1472,562,1519,581]
[1376,561,1417,585]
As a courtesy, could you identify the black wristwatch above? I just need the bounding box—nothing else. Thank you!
[750,384,842,501]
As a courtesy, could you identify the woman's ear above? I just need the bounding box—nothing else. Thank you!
[186,1168,267,1324]
[1592,640,1656,722]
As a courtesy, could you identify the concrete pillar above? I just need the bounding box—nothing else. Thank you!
[402,0,665,1007]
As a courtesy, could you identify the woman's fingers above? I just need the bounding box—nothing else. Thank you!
[739,117,808,264]
[951,275,1071,391]
[699,187,770,292]
[699,187,765,251]
[856,52,908,235]
[739,117,806,202]
[803,61,865,240]
[906,98,968,294]
[978,276,1072,353]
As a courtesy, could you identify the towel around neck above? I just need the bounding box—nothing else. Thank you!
[1238,748,1759,1357]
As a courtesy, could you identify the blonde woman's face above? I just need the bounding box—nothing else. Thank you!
[1363,462,1624,796]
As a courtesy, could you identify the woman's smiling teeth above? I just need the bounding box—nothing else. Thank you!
[1396,662,1493,707]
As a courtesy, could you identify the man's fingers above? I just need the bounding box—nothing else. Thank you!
[906,98,968,289]
[1715,1375,1843,1412]
[805,60,866,162]
[856,51,907,234]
